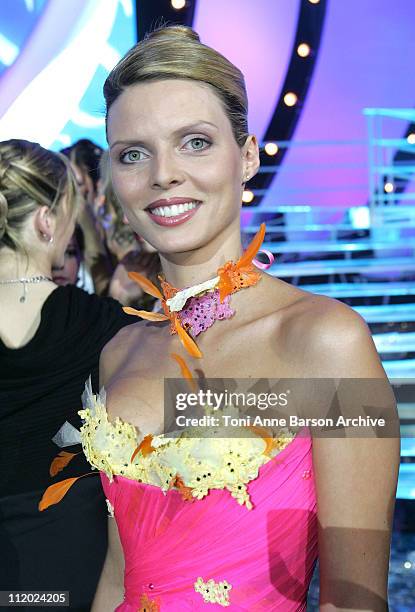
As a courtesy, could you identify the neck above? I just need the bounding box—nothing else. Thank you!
[0,247,53,281]
[159,221,243,289]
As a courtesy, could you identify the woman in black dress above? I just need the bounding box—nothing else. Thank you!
[0,139,132,610]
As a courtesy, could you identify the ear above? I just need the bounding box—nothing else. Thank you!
[241,135,260,184]
[34,206,56,241]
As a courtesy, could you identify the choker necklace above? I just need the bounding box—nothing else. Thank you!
[0,275,53,303]
[123,224,267,361]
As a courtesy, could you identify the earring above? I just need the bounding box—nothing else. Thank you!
[42,233,54,243]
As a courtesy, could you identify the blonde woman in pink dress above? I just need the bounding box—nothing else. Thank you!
[70,26,399,611]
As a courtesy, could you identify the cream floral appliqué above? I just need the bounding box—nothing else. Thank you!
[194,577,232,606]
[78,383,294,509]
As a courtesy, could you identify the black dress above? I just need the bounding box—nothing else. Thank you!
[0,285,133,611]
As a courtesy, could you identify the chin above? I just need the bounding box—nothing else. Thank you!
[151,232,211,257]
[52,277,70,286]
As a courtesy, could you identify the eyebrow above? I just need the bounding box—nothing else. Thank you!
[109,121,218,149]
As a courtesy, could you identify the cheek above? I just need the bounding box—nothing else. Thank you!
[64,258,80,282]
[198,150,242,193]
[112,168,143,209]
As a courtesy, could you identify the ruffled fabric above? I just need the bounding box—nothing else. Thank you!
[102,431,317,611]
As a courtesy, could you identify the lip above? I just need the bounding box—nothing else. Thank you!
[146,198,202,227]
[52,275,68,283]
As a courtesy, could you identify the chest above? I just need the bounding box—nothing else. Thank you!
[105,312,311,434]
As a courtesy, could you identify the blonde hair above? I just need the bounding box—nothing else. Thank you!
[98,150,135,248]
[0,139,79,252]
[104,25,249,147]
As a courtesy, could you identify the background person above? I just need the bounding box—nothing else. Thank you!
[0,139,133,611]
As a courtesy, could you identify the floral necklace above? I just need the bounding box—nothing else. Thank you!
[123,223,268,366]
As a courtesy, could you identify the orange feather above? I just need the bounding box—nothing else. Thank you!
[236,222,266,269]
[130,446,140,463]
[38,474,94,511]
[123,307,169,321]
[49,451,79,477]
[218,270,234,303]
[171,353,197,391]
[127,271,163,299]
[174,316,202,358]
[172,475,195,502]
[247,424,274,456]
[131,434,155,462]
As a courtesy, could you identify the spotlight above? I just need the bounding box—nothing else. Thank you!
[297,43,311,58]
[284,92,298,107]
[171,0,186,9]
[242,190,254,204]
[384,182,394,193]
[308,0,320,4]
[407,133,415,144]
[264,142,279,156]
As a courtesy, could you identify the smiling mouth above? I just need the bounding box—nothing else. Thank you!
[146,200,202,218]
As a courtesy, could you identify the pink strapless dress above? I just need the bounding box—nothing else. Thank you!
[100,430,317,611]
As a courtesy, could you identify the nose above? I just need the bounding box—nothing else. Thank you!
[150,150,184,190]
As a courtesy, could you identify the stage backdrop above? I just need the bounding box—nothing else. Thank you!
[0,0,414,209]
[0,0,136,150]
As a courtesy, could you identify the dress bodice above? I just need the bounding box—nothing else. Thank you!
[79,383,318,611]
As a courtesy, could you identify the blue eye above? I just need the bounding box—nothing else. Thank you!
[120,150,145,163]
[185,137,211,151]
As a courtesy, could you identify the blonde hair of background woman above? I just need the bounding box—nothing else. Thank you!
[0,139,79,256]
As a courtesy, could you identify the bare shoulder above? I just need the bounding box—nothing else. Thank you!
[99,320,146,387]
[288,293,399,606]
[281,290,385,377]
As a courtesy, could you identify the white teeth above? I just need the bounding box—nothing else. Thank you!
[150,201,199,218]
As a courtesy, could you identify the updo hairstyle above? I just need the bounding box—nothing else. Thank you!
[0,139,79,252]
[104,25,249,147]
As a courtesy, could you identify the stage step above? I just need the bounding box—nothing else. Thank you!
[298,282,415,298]
[373,332,415,354]
[398,404,415,422]
[383,359,415,378]
[396,464,415,499]
[268,256,415,277]
[401,440,415,458]
[354,304,415,323]
[261,239,415,255]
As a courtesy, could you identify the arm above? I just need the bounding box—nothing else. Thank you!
[307,302,400,610]
[92,519,125,612]
[90,338,128,610]
[314,436,398,611]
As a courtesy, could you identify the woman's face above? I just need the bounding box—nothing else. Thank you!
[52,232,82,285]
[72,162,95,206]
[108,79,258,255]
